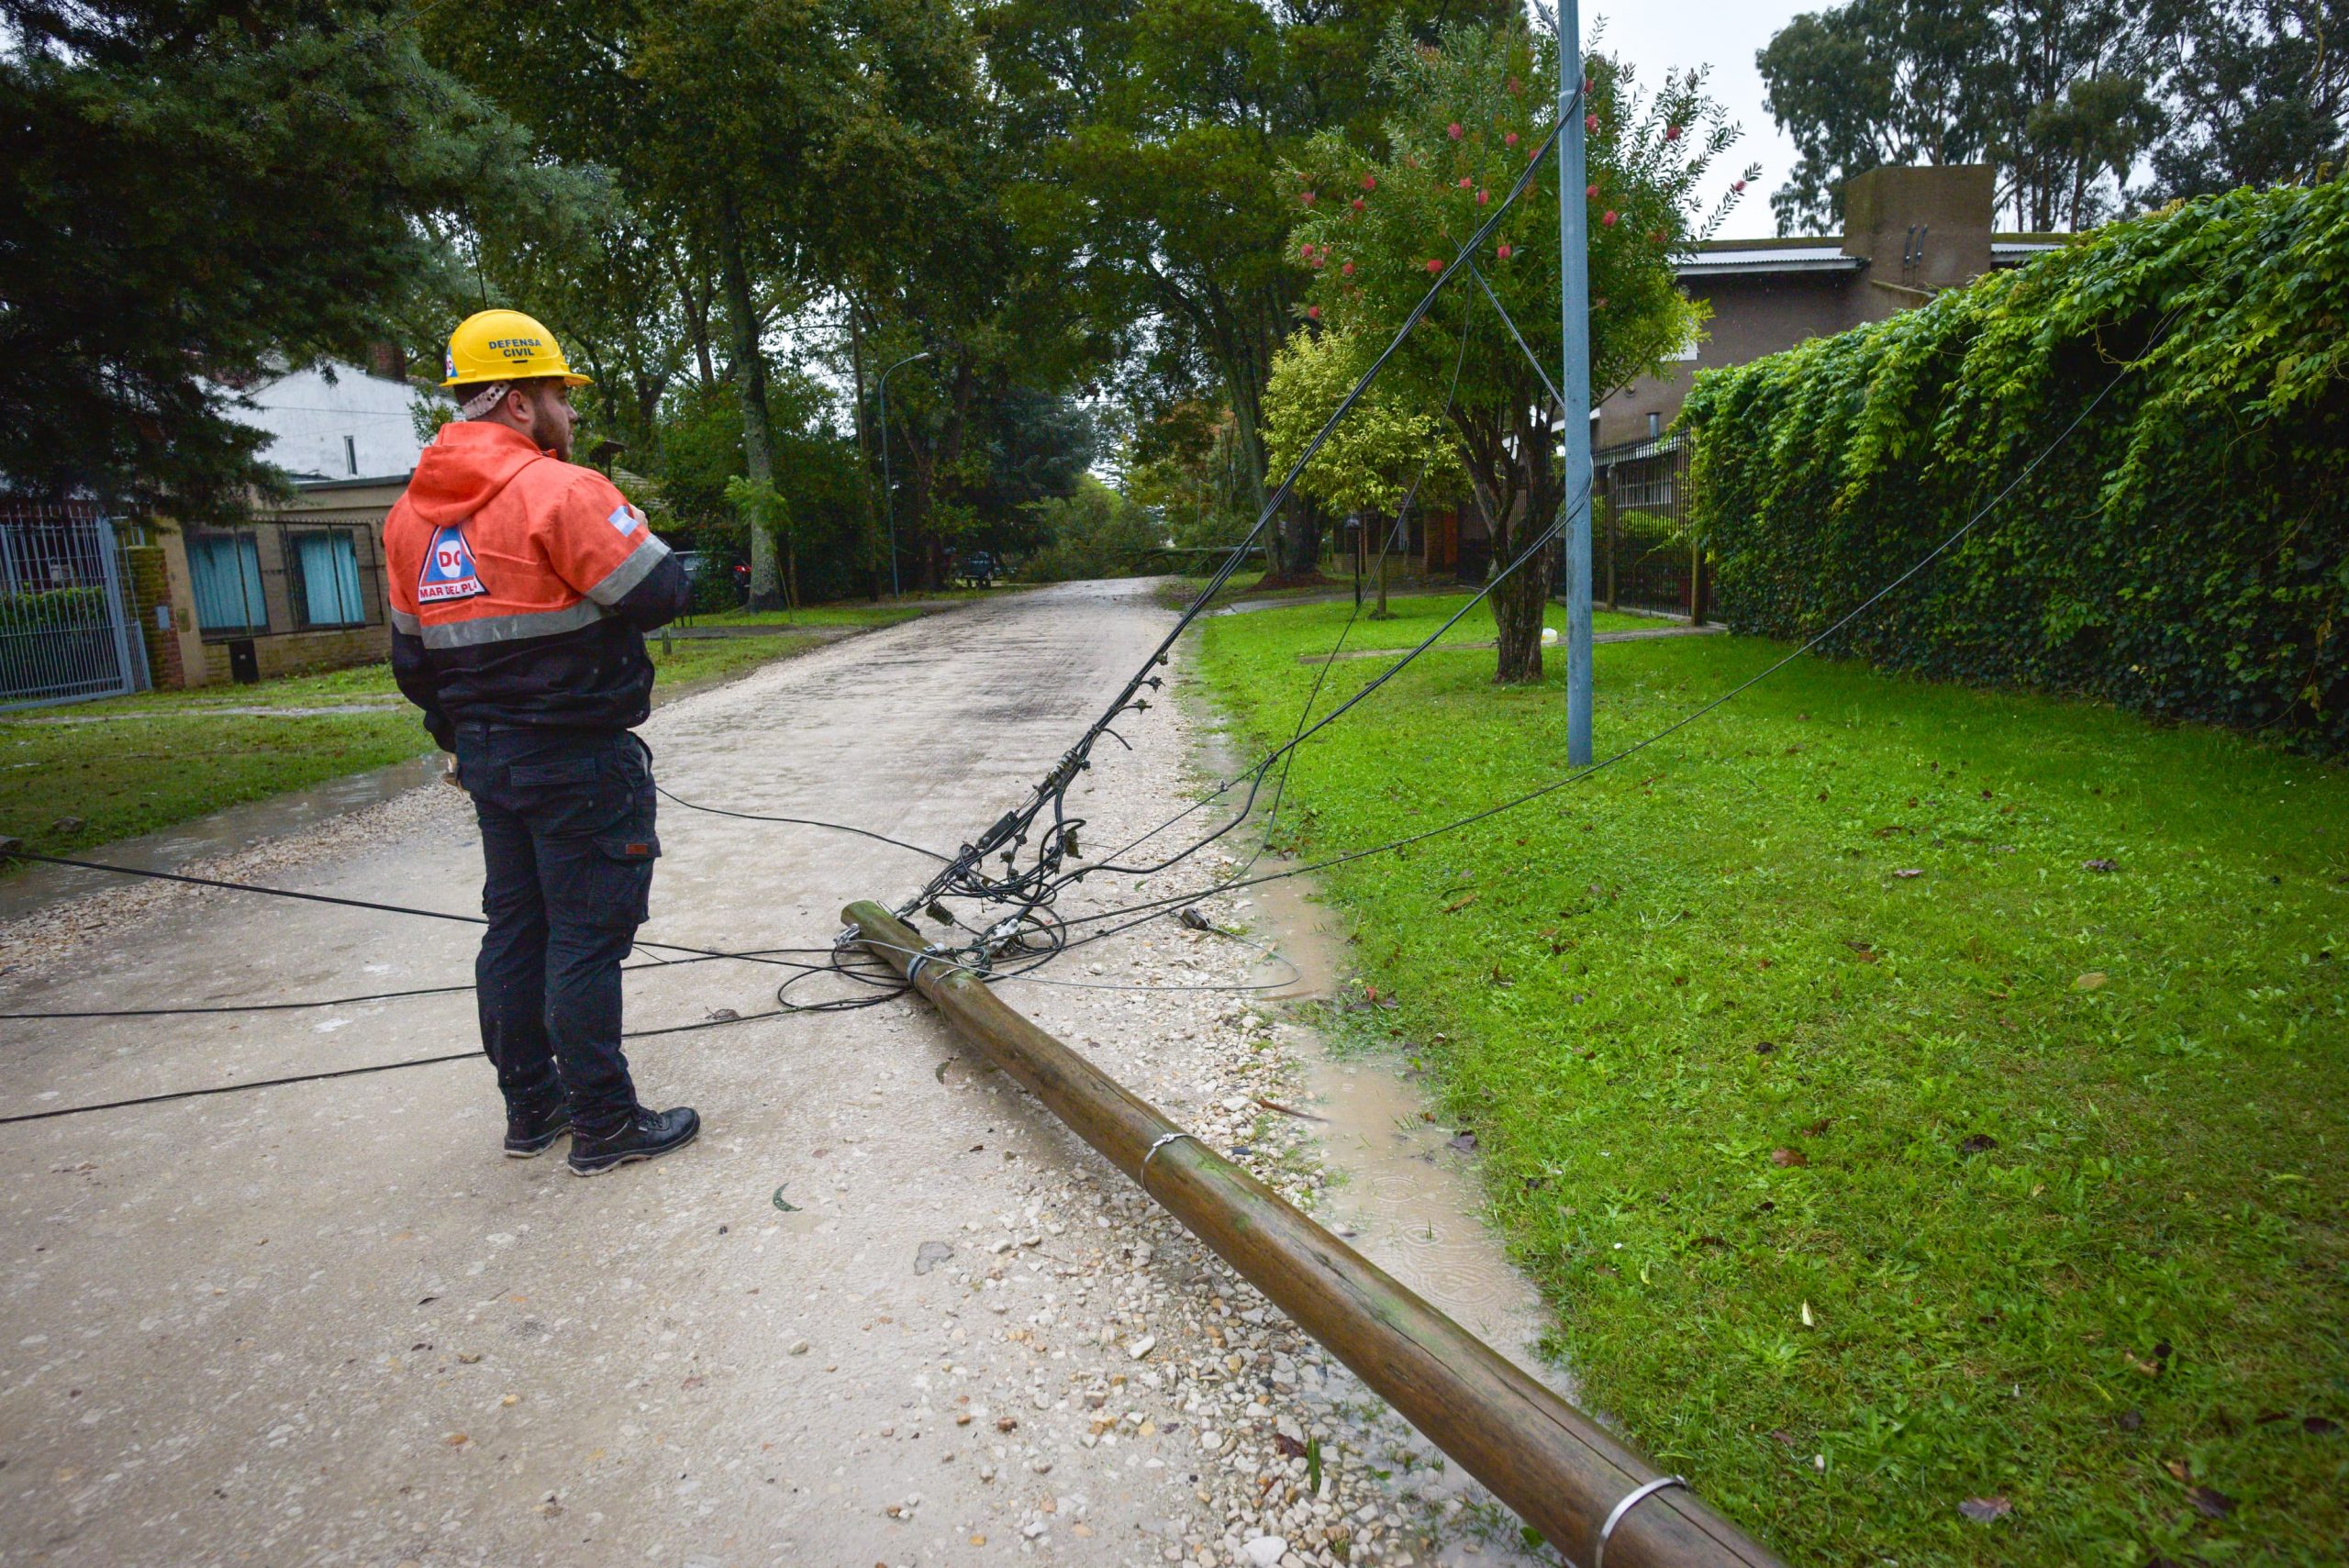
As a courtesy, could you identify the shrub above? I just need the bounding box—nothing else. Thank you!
[1017,478,1164,582]
[1682,177,2349,754]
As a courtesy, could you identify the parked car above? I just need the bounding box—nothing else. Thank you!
[957,551,1003,587]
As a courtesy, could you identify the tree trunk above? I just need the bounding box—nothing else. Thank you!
[1484,477,1545,684]
[1465,413,1551,686]
[718,197,784,611]
[1258,494,1329,589]
[846,307,882,600]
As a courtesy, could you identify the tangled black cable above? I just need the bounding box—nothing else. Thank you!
[881,111,1578,986]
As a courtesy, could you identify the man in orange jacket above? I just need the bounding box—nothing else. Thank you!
[384,309,698,1176]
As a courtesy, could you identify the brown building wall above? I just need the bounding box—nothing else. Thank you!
[1599,272,1891,448]
[159,478,405,687]
[121,543,184,690]
[1598,164,2009,450]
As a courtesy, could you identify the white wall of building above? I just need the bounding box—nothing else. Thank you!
[230,362,440,484]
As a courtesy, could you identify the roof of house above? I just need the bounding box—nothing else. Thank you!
[1675,244,1862,277]
[1672,233,2072,281]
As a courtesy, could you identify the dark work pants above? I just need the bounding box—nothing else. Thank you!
[453,724,661,1139]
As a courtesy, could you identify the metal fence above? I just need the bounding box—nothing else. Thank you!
[1590,433,1708,619]
[0,504,150,709]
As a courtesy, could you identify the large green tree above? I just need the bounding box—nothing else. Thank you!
[1290,22,1742,681]
[422,0,976,606]
[979,0,1515,528]
[2143,0,2349,198]
[0,0,581,517]
[1760,0,2346,233]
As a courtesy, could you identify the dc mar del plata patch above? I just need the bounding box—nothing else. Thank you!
[417,524,486,604]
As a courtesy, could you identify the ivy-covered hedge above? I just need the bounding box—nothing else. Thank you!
[1682,178,2349,754]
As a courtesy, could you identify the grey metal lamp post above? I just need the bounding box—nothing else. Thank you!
[877,350,932,599]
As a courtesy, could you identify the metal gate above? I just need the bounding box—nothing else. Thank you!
[0,505,150,709]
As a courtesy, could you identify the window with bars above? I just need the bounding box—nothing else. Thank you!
[290,530,366,628]
[187,533,267,636]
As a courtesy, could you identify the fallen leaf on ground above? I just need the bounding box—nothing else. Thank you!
[2075,972,2108,990]
[1959,1134,1998,1155]
[2082,858,2118,873]
[1274,1433,1308,1458]
[2187,1485,2233,1518]
[2305,1416,2340,1435]
[1448,1131,1478,1152]
[1957,1496,2011,1522]
[1770,1147,1808,1167]
[1894,868,1923,878]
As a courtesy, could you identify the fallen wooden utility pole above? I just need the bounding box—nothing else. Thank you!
[844,902,1787,1568]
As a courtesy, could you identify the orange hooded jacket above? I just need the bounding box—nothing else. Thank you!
[384,422,687,747]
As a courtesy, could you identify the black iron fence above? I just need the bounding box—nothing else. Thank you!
[1590,433,1709,619]
[0,503,150,708]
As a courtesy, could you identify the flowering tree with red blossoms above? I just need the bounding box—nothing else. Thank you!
[1281,21,1754,682]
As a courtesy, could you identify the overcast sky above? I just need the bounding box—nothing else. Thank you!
[1584,2,1813,239]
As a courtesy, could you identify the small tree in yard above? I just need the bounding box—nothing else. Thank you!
[1262,327,1460,619]
[1286,21,1752,681]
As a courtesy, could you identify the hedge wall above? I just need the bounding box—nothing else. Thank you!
[1681,178,2349,755]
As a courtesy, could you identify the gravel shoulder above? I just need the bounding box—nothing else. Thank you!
[0,579,1560,1568]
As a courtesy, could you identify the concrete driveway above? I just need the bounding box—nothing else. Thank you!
[0,580,1560,1568]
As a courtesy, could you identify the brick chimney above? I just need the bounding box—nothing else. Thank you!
[1840,165,1995,295]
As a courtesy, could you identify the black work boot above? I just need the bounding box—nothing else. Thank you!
[504,1099,573,1158]
[567,1106,700,1177]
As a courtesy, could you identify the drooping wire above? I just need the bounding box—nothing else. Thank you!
[1027,296,2199,950]
[653,785,951,861]
[890,110,1578,978]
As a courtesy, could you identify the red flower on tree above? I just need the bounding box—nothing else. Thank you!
[1447,121,1463,140]
[1425,257,1444,274]
[1601,209,1619,227]
[1496,242,1513,260]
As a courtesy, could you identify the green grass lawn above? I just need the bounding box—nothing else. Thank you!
[1196,610,2347,1566]
[0,630,825,862]
[1214,589,1653,657]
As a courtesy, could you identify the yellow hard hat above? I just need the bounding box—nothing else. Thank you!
[440,308,592,387]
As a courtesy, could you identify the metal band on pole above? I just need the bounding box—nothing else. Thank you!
[1597,1476,1692,1568]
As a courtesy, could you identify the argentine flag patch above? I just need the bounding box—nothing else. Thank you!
[417,524,485,603]
[608,504,644,536]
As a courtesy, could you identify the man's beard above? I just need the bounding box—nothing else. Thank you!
[528,396,572,461]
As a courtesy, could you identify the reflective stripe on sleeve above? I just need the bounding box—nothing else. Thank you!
[584,531,674,606]
[390,608,422,636]
[418,599,608,649]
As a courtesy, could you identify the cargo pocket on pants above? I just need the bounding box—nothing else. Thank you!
[589,828,660,929]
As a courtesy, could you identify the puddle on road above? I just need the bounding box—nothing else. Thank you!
[1238,868,1567,1387]
[0,753,443,923]
[1229,853,1575,1564]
